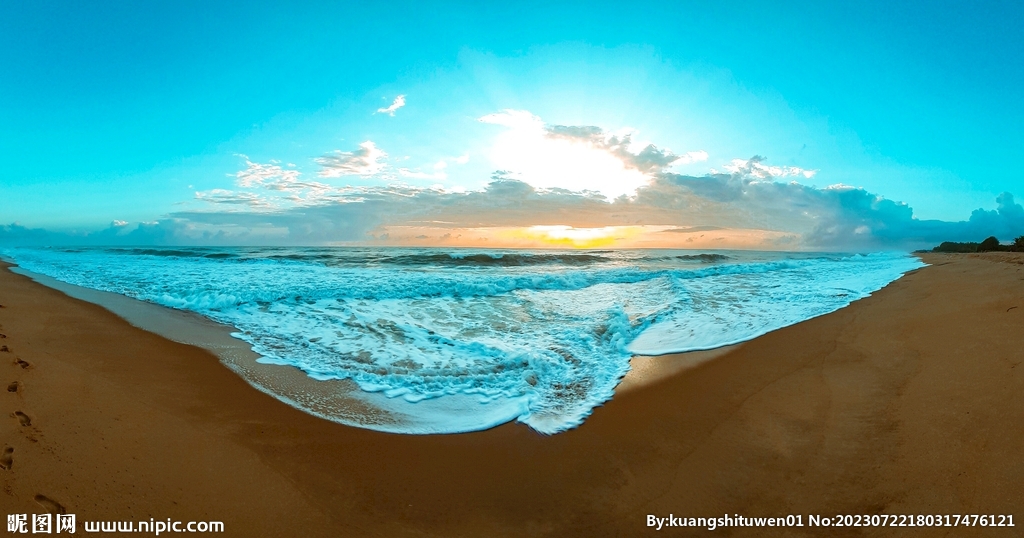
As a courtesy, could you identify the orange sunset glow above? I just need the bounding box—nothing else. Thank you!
[366,225,800,249]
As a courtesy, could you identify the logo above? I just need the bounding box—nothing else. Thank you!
[6,513,75,534]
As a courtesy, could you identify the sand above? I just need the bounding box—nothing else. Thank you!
[0,253,1021,537]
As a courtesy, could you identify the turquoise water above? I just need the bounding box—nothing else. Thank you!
[3,247,923,434]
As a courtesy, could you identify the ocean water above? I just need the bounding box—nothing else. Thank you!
[2,247,923,434]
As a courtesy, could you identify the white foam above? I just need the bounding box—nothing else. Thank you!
[628,252,923,355]
[2,247,923,434]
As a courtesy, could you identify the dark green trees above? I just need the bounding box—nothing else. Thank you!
[978,236,1001,252]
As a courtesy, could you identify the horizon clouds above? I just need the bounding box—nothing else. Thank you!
[3,110,1023,251]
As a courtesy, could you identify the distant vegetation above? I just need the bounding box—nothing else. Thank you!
[930,236,1024,253]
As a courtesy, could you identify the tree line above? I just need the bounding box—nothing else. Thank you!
[931,235,1024,253]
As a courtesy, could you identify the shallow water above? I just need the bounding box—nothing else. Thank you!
[3,247,924,434]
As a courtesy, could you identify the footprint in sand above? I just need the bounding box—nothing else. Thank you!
[0,446,12,470]
[7,381,20,393]
[34,494,66,515]
[0,346,9,353]
[15,358,30,369]
[0,333,6,338]
[12,411,31,427]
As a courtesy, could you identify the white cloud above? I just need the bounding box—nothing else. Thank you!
[542,124,696,174]
[719,155,817,179]
[236,158,304,188]
[194,189,270,208]
[479,110,707,199]
[111,220,129,227]
[477,110,711,199]
[170,176,1022,250]
[226,158,333,207]
[21,115,1012,250]
[398,168,447,180]
[9,173,1023,250]
[315,141,388,177]
[676,150,709,164]
[376,95,406,116]
[395,158,452,181]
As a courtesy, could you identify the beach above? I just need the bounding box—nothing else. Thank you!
[0,252,1021,536]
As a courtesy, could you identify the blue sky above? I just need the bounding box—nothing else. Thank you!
[2,1,1022,249]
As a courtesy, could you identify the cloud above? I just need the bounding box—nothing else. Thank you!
[398,169,447,180]
[190,158,343,213]
[315,141,388,178]
[5,175,1023,250]
[544,123,694,174]
[660,225,725,233]
[193,189,270,208]
[233,158,330,193]
[677,150,709,164]
[651,165,1022,249]
[960,191,1024,241]
[717,155,817,179]
[235,158,301,188]
[375,95,406,116]
[0,219,243,247]
[478,110,708,198]
[5,114,1022,250]
[398,159,449,181]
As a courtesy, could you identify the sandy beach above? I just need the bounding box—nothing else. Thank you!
[0,252,1021,537]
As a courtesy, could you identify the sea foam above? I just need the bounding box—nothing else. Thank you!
[3,247,924,434]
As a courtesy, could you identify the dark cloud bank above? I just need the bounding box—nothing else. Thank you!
[4,171,1023,251]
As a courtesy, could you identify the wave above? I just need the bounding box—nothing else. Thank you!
[675,253,731,262]
[268,252,612,267]
[2,246,924,435]
[9,250,887,309]
[120,258,846,312]
[59,247,243,259]
[58,247,615,268]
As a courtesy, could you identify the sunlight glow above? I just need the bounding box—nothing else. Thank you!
[480,111,650,199]
[369,225,802,250]
[511,225,638,248]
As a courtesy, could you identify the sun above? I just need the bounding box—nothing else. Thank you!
[504,225,639,248]
[480,110,651,199]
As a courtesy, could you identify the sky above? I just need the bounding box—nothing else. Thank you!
[1,1,1023,250]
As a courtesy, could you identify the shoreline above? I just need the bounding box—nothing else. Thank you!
[0,252,921,435]
[4,261,733,434]
[5,263,409,432]
[1,253,1021,536]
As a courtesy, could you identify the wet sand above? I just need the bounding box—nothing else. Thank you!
[0,253,1021,537]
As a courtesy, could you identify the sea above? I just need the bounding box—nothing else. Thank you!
[1,246,924,434]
